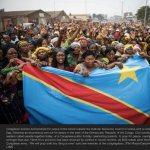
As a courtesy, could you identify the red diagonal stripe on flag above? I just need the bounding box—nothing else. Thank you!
[23,65,150,124]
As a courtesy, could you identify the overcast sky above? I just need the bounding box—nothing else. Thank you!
[0,0,149,17]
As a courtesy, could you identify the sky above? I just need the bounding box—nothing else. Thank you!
[0,0,149,17]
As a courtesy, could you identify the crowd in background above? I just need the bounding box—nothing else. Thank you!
[0,20,150,123]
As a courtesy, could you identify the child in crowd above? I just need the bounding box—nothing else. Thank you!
[101,47,123,69]
[74,50,105,76]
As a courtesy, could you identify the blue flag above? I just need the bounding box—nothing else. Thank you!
[23,55,150,124]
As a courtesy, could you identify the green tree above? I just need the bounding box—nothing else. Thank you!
[136,6,150,23]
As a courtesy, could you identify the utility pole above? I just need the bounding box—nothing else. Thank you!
[144,0,148,26]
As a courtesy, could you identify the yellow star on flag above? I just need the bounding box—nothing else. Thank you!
[118,66,140,83]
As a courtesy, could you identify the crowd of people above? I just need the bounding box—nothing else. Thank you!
[0,20,150,123]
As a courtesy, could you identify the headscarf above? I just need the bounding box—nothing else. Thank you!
[70,42,81,49]
[124,44,133,52]
[111,41,119,48]
[18,41,28,48]
[51,37,59,45]
[116,43,124,49]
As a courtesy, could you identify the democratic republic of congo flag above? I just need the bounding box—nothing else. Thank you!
[23,54,150,124]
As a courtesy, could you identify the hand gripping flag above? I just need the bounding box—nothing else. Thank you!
[23,55,150,124]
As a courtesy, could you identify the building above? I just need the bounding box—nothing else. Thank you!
[69,14,91,21]
[124,12,134,21]
[47,10,70,22]
[0,9,52,31]
[109,15,122,23]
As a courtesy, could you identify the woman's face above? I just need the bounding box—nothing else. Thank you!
[73,46,81,55]
[61,29,67,42]
[37,51,48,60]
[118,46,124,54]
[28,43,34,51]
[84,55,95,68]
[125,47,134,55]
[62,33,67,42]
[7,48,18,60]
[47,37,51,44]
[80,39,88,48]
[42,39,48,47]
[106,50,115,62]
[3,35,10,43]
[20,43,29,54]
[56,51,65,64]
[90,44,97,51]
